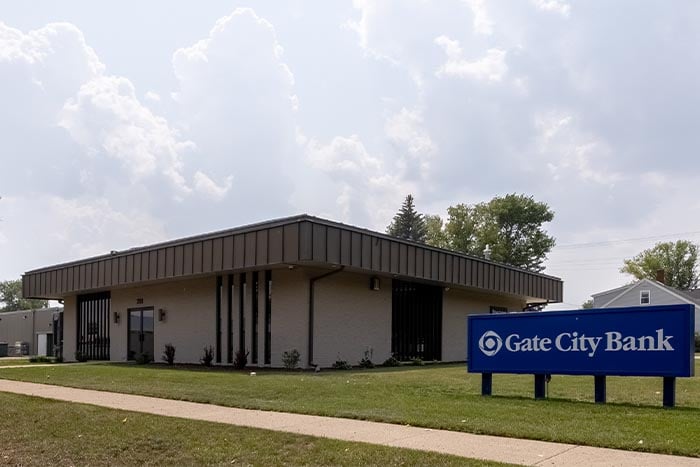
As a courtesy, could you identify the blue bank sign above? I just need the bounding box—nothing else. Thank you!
[468,304,695,377]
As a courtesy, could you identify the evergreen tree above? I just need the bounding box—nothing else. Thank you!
[386,194,427,242]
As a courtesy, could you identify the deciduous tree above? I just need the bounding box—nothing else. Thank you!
[621,240,699,290]
[0,279,48,312]
[424,194,556,272]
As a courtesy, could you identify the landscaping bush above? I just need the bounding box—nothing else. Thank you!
[358,349,374,369]
[282,349,300,370]
[233,349,249,370]
[74,351,88,362]
[201,346,215,367]
[162,343,176,365]
[135,352,152,365]
[29,356,52,363]
[53,355,63,364]
[381,355,401,367]
[332,359,352,370]
[410,357,424,366]
[695,333,700,352]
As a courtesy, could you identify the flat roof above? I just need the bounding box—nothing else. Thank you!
[23,214,563,302]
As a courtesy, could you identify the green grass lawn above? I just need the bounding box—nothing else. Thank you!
[2,362,699,457]
[0,358,30,366]
[0,392,501,466]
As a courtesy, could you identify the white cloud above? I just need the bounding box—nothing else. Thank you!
[306,135,381,176]
[463,0,494,35]
[385,107,436,176]
[193,171,233,201]
[532,0,571,17]
[535,111,620,186]
[144,91,161,102]
[0,21,104,79]
[303,134,409,229]
[172,8,296,110]
[59,75,195,195]
[434,36,507,82]
[0,195,166,275]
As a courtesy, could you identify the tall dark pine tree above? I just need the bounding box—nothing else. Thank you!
[386,194,427,242]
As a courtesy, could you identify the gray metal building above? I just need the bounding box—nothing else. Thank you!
[21,215,562,366]
[0,307,63,356]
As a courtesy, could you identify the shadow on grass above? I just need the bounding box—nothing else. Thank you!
[101,361,465,375]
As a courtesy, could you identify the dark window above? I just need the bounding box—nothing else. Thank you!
[215,276,222,363]
[76,292,110,360]
[239,273,246,353]
[264,270,272,365]
[251,271,259,364]
[227,274,234,364]
[391,280,442,361]
[489,306,508,314]
[640,290,650,305]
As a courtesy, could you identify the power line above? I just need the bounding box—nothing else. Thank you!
[556,230,700,249]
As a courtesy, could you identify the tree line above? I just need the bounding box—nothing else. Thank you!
[386,194,700,295]
[387,193,556,273]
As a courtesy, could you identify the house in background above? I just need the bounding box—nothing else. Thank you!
[0,307,63,356]
[20,215,562,367]
[591,273,700,333]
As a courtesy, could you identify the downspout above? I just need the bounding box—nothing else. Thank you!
[308,266,345,368]
[31,309,36,356]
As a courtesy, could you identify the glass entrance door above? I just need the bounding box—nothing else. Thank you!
[128,308,154,361]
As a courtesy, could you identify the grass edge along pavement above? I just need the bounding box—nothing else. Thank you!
[0,391,507,467]
[1,362,699,457]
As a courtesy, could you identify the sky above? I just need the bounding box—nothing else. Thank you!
[1,0,700,309]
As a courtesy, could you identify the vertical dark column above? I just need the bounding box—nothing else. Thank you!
[76,297,81,358]
[239,273,246,353]
[252,272,259,364]
[436,286,443,361]
[264,270,272,365]
[227,275,233,364]
[534,374,547,399]
[215,275,222,363]
[98,297,103,359]
[594,375,606,404]
[481,373,493,396]
[105,296,110,360]
[89,298,94,359]
[663,377,676,408]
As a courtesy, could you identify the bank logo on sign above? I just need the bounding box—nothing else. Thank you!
[479,330,502,357]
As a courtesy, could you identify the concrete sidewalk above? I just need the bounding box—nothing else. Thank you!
[0,379,697,466]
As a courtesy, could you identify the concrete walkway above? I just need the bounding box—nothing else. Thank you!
[0,380,697,466]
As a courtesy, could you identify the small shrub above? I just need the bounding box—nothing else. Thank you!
[162,343,176,365]
[74,351,88,362]
[135,352,152,365]
[29,356,52,363]
[233,349,249,370]
[695,333,700,352]
[282,349,300,370]
[358,348,374,369]
[53,355,64,364]
[201,345,215,367]
[410,357,424,366]
[332,359,352,370]
[381,355,401,367]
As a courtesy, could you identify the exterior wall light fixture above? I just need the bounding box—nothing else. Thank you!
[370,276,380,291]
[158,309,167,322]
[113,311,120,324]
